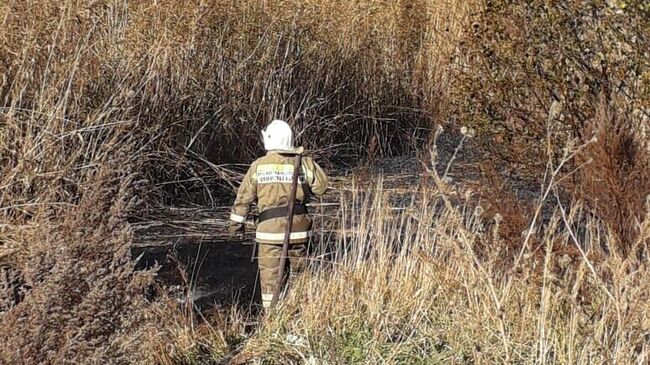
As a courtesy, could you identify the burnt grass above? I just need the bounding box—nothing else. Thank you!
[130,130,550,315]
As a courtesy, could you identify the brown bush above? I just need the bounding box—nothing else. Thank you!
[453,0,650,256]
[0,151,161,364]
[571,98,650,257]
[454,1,648,168]
[474,164,535,260]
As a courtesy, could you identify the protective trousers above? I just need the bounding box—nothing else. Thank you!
[258,243,307,308]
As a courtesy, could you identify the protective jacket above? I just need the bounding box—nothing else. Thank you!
[230,147,328,244]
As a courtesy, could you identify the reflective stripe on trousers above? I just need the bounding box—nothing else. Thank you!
[256,230,312,242]
[261,293,273,308]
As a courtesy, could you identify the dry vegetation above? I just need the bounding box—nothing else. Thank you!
[236,152,650,364]
[453,0,650,259]
[1,0,648,364]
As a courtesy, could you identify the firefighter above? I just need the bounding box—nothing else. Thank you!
[229,120,328,309]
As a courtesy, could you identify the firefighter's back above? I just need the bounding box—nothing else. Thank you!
[253,150,326,244]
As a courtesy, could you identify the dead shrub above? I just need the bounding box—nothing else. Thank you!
[454,1,648,168]
[474,163,536,262]
[0,153,163,364]
[570,98,650,257]
[453,0,649,256]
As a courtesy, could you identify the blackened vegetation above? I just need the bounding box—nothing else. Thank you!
[131,207,263,313]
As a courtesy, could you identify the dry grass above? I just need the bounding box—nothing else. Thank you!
[153,136,649,364]
[233,150,650,364]
[1,0,649,364]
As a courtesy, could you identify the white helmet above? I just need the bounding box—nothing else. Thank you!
[262,119,294,151]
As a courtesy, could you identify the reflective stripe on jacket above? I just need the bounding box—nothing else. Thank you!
[230,147,328,244]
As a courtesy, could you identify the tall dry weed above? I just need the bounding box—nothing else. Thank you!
[453,0,649,257]
[570,98,650,258]
[0,149,162,364]
[2,0,474,204]
[234,178,650,364]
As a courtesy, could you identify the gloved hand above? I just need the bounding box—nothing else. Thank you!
[229,222,245,238]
